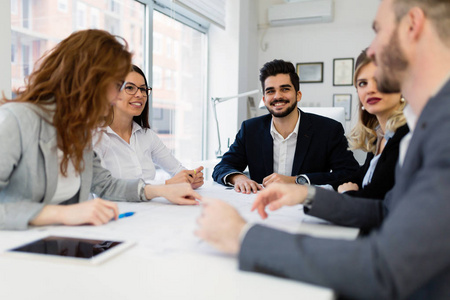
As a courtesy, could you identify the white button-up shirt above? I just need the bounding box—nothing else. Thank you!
[270,110,301,176]
[399,105,417,167]
[93,122,185,184]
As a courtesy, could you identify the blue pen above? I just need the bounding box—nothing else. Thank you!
[118,212,135,219]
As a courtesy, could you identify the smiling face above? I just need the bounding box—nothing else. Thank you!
[356,62,402,119]
[114,71,148,119]
[262,73,302,118]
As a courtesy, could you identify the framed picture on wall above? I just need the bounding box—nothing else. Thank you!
[296,62,323,83]
[333,94,352,120]
[333,58,354,86]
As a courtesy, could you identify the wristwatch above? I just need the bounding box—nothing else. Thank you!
[295,174,309,185]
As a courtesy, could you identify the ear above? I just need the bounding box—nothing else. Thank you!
[405,7,426,42]
[296,90,302,102]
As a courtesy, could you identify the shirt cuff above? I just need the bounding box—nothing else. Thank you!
[303,185,316,209]
[223,172,244,186]
[239,222,254,244]
[138,179,147,201]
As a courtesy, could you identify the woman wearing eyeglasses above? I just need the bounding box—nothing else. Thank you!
[93,65,204,189]
[0,31,201,231]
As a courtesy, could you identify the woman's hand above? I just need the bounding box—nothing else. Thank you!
[145,183,202,205]
[30,198,119,226]
[166,166,204,189]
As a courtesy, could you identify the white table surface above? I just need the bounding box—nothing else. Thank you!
[0,182,358,300]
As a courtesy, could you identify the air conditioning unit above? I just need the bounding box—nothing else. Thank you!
[268,0,334,26]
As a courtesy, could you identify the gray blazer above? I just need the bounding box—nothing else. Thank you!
[239,78,450,300]
[0,103,142,230]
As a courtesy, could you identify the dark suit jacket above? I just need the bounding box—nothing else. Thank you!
[212,111,359,185]
[333,124,409,199]
[239,79,450,299]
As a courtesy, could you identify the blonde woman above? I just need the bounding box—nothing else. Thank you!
[336,49,409,199]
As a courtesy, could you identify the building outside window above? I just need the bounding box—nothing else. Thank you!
[11,0,207,173]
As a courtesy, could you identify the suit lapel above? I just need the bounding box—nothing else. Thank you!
[292,111,313,175]
[262,116,274,175]
[39,118,58,203]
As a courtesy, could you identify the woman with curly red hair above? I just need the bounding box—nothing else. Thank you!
[0,29,200,230]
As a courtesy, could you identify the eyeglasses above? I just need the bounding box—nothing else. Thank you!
[122,82,152,98]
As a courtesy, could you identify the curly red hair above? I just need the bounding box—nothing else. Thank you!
[5,29,132,176]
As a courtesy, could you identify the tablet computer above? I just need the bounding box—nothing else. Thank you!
[4,236,135,265]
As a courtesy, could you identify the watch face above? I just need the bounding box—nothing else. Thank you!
[296,175,308,185]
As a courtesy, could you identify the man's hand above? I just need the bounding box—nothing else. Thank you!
[251,183,308,219]
[196,198,246,254]
[262,173,296,187]
[338,182,359,193]
[229,174,263,194]
[145,183,202,205]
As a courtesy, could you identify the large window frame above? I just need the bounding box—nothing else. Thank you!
[141,0,209,161]
[9,0,210,161]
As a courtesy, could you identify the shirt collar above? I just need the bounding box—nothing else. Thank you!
[270,108,301,139]
[375,125,394,141]
[403,104,418,133]
[105,121,144,136]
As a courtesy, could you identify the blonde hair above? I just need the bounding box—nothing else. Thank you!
[348,49,406,153]
[2,29,132,175]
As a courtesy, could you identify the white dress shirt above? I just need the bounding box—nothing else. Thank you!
[93,122,185,184]
[362,127,394,187]
[270,109,301,176]
[399,105,417,167]
[50,149,81,203]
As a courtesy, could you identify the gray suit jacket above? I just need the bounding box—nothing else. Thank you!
[239,78,450,300]
[0,103,142,230]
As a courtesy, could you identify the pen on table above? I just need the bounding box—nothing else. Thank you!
[118,212,135,219]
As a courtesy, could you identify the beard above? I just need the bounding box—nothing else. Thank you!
[376,26,409,93]
[266,99,298,118]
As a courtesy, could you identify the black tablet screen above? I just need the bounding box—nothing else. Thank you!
[10,236,122,259]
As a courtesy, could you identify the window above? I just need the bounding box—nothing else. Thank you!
[21,44,30,78]
[153,32,162,55]
[153,65,163,89]
[11,0,146,93]
[11,0,207,168]
[109,0,121,14]
[76,2,87,30]
[22,0,31,29]
[11,0,18,15]
[165,69,173,90]
[11,42,16,64]
[58,0,68,12]
[152,10,206,163]
[90,8,100,29]
[166,37,172,58]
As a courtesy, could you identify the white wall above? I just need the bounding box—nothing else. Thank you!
[206,0,379,162]
[256,0,379,134]
[0,1,11,98]
[206,0,259,160]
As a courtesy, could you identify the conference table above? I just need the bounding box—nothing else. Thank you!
[0,182,358,300]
